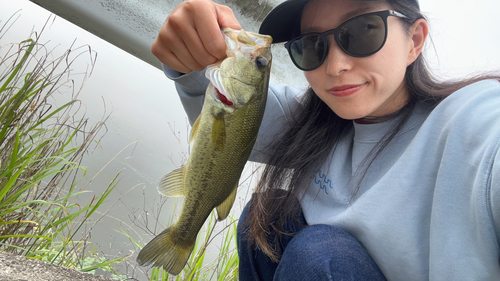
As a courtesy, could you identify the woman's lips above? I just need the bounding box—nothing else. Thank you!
[329,83,365,97]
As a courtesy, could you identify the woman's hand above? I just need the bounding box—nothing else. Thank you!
[151,0,241,73]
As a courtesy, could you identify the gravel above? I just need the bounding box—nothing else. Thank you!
[0,251,118,281]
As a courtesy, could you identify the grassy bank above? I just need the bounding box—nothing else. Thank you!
[0,16,124,276]
[0,14,242,280]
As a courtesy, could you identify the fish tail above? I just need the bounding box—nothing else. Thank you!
[136,227,195,275]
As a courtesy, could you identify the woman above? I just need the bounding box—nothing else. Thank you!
[152,0,500,280]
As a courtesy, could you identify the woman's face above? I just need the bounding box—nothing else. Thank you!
[301,0,417,120]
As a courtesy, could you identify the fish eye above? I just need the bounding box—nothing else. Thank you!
[255,57,268,69]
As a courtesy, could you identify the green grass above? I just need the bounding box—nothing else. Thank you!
[0,16,125,275]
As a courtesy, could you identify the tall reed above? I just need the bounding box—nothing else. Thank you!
[0,16,124,273]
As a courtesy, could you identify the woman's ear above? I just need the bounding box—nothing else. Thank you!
[407,19,429,66]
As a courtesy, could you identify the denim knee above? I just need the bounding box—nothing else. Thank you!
[237,195,280,281]
[274,224,386,281]
[237,192,307,281]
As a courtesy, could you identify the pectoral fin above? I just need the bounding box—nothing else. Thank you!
[216,184,238,221]
[211,115,226,151]
[189,114,201,143]
[157,167,185,197]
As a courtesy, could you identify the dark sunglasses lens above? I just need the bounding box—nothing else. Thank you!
[289,34,326,70]
[288,13,387,70]
[339,14,386,56]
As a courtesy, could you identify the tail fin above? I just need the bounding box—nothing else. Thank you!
[136,227,195,275]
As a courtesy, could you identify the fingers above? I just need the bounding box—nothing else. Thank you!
[151,0,241,74]
[197,3,241,60]
[151,32,201,74]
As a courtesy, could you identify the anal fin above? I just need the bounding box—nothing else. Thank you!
[216,183,238,221]
[157,167,185,197]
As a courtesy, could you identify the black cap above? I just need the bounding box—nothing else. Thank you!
[259,0,420,43]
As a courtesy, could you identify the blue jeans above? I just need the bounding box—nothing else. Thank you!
[237,195,387,281]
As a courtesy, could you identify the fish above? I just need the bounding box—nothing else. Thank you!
[136,28,272,275]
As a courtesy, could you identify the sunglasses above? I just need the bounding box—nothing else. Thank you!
[284,10,409,71]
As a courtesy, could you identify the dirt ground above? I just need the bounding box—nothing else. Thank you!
[0,252,117,281]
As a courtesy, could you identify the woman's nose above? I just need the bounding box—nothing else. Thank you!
[324,40,353,76]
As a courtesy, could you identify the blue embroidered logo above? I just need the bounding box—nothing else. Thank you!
[314,169,333,195]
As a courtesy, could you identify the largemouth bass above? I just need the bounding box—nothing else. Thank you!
[136,28,272,275]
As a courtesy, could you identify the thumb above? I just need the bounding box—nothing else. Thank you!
[214,3,242,30]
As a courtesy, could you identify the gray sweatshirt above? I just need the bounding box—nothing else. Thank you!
[163,65,500,280]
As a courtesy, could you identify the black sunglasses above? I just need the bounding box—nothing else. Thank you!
[284,10,408,71]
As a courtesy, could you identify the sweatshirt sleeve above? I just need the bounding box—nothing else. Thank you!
[162,64,209,125]
[163,64,308,163]
[490,145,500,244]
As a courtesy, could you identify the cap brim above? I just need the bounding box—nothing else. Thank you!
[259,0,308,44]
[259,0,420,44]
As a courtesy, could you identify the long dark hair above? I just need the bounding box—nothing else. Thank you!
[246,0,500,262]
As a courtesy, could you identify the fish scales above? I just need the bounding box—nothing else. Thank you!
[174,92,264,238]
[137,28,272,275]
